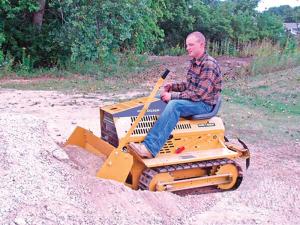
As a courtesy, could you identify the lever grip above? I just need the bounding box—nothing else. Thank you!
[161,69,170,79]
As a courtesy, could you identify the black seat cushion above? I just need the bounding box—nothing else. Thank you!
[190,97,221,120]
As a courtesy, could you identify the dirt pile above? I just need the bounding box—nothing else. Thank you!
[0,113,217,225]
[218,56,252,79]
[148,55,252,82]
[1,112,299,225]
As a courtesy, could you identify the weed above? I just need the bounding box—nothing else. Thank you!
[251,51,300,75]
[1,53,156,80]
[159,45,186,56]
[0,54,157,92]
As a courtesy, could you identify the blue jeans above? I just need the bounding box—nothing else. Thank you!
[143,99,213,156]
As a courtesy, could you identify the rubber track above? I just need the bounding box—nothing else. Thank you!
[138,158,243,191]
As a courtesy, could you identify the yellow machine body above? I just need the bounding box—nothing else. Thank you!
[65,96,250,192]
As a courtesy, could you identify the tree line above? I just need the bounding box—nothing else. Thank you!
[266,5,300,23]
[0,0,298,69]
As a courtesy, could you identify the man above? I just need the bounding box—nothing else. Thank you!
[129,31,222,158]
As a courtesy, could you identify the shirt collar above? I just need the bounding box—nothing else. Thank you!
[191,52,207,66]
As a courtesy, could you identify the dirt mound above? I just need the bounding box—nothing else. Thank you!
[0,113,218,225]
[149,55,252,80]
[1,113,299,225]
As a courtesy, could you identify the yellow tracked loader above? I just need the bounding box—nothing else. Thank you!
[65,69,250,192]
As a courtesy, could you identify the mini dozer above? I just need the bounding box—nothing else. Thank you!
[65,69,250,192]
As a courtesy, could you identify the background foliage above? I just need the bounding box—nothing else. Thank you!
[0,0,299,74]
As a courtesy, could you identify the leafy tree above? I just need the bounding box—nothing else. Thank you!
[267,5,295,22]
[292,6,300,23]
[59,0,164,63]
[230,0,259,14]
[157,0,195,48]
[0,0,39,67]
[1,0,165,67]
[189,1,212,38]
[0,0,296,70]
[206,1,234,41]
[257,12,285,41]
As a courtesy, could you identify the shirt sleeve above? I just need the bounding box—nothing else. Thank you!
[171,81,187,92]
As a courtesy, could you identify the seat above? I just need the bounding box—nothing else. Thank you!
[191,97,221,120]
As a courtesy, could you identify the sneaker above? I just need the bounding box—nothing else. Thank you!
[129,142,153,159]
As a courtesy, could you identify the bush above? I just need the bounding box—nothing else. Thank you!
[250,38,300,75]
[159,45,186,56]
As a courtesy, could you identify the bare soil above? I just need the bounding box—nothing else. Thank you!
[0,56,299,225]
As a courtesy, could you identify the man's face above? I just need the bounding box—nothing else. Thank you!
[186,36,205,59]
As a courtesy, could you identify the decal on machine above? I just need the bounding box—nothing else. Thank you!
[114,99,167,117]
[137,108,160,113]
[198,122,216,128]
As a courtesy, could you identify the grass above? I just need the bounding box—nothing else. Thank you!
[0,54,158,93]
[221,66,300,144]
[0,74,152,94]
[220,101,300,145]
[159,45,186,56]
[224,66,300,114]
[250,51,300,75]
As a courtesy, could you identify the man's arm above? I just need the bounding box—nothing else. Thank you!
[163,81,187,92]
[161,81,187,102]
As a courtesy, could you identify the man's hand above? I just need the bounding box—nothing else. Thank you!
[163,83,172,92]
[160,91,171,102]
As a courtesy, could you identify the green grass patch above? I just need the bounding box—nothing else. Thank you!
[250,52,300,75]
[221,66,300,144]
[0,53,156,79]
[220,101,300,144]
[223,88,299,114]
[224,66,300,115]
[0,74,147,93]
[159,45,186,56]
[0,54,158,92]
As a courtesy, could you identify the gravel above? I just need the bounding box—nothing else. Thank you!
[0,112,299,225]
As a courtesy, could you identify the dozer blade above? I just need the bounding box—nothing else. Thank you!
[65,126,114,157]
[65,126,134,183]
[96,148,134,183]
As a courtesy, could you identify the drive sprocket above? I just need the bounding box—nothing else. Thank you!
[215,163,243,190]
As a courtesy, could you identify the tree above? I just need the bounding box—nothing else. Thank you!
[257,12,284,41]
[60,0,164,62]
[157,0,195,48]
[267,5,295,22]
[32,0,46,27]
[0,0,39,64]
[292,6,300,23]
[231,0,260,14]
[205,2,234,41]
[0,0,295,69]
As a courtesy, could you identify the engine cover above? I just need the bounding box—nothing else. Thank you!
[100,97,225,155]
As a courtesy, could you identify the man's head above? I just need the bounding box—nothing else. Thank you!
[186,31,206,59]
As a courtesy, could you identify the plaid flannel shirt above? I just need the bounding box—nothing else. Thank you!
[170,53,222,105]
